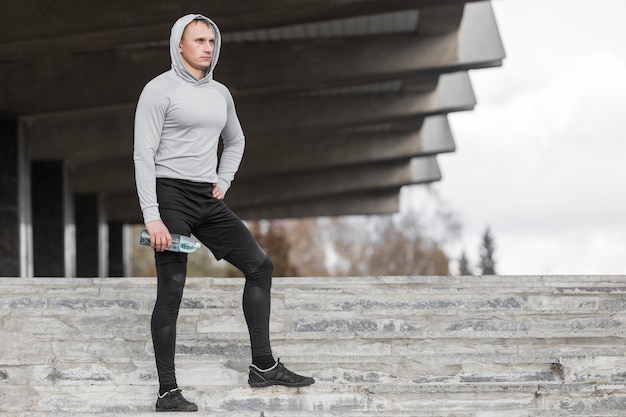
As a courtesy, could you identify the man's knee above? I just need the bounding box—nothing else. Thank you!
[261,255,274,278]
[245,255,273,290]
[156,261,188,303]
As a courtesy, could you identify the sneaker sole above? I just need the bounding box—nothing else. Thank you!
[156,408,198,412]
[248,380,315,388]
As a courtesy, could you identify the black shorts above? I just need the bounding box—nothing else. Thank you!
[155,178,257,265]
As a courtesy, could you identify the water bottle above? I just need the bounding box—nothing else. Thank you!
[139,230,201,253]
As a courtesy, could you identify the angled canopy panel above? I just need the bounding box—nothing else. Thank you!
[238,115,455,179]
[227,156,441,207]
[0,0,505,221]
[0,0,485,57]
[232,191,403,220]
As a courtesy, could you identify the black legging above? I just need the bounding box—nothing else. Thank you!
[151,178,275,389]
[151,241,273,388]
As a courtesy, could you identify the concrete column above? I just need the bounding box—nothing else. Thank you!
[107,221,125,277]
[123,224,133,278]
[98,200,109,278]
[0,117,19,276]
[18,122,33,278]
[75,193,100,277]
[31,160,75,277]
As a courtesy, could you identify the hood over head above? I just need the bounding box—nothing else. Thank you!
[170,14,221,84]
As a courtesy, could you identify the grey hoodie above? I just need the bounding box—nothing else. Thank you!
[133,14,245,224]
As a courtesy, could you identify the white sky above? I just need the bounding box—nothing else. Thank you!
[409,0,626,275]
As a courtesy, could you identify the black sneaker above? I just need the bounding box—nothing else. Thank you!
[155,388,198,412]
[248,358,315,388]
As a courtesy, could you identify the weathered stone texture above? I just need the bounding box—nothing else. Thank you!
[1,275,626,416]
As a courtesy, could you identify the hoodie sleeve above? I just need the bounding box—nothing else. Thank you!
[215,83,245,194]
[133,79,169,224]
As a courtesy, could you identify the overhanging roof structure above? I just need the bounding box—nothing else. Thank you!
[0,0,505,222]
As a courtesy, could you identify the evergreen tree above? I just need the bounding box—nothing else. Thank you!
[478,227,497,275]
[458,251,473,276]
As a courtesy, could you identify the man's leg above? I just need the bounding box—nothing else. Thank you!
[222,234,275,367]
[152,258,187,395]
[151,178,200,411]
[193,196,314,387]
[219,226,315,388]
[151,252,198,412]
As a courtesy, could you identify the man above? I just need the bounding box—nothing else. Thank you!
[134,14,314,413]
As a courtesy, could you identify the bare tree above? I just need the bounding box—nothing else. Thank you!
[282,218,330,276]
[326,210,451,276]
[249,220,299,277]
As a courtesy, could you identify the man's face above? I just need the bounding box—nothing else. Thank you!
[179,21,215,76]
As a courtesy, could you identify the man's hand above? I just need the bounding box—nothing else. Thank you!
[212,184,224,200]
[145,219,172,252]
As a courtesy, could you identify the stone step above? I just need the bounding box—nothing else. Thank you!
[3,350,626,387]
[1,275,626,292]
[1,383,626,416]
[3,312,623,340]
[3,297,625,319]
[5,355,626,386]
[3,330,625,373]
[2,332,623,367]
[1,276,625,416]
[5,291,625,313]
[2,277,625,316]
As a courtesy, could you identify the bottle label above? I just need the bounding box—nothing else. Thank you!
[139,229,200,253]
[139,230,151,246]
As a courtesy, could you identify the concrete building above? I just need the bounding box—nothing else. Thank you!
[0,0,505,277]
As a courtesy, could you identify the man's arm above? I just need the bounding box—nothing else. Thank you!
[215,83,245,196]
[144,219,171,252]
[133,81,172,251]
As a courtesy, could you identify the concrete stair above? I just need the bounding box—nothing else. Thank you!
[1,275,625,416]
